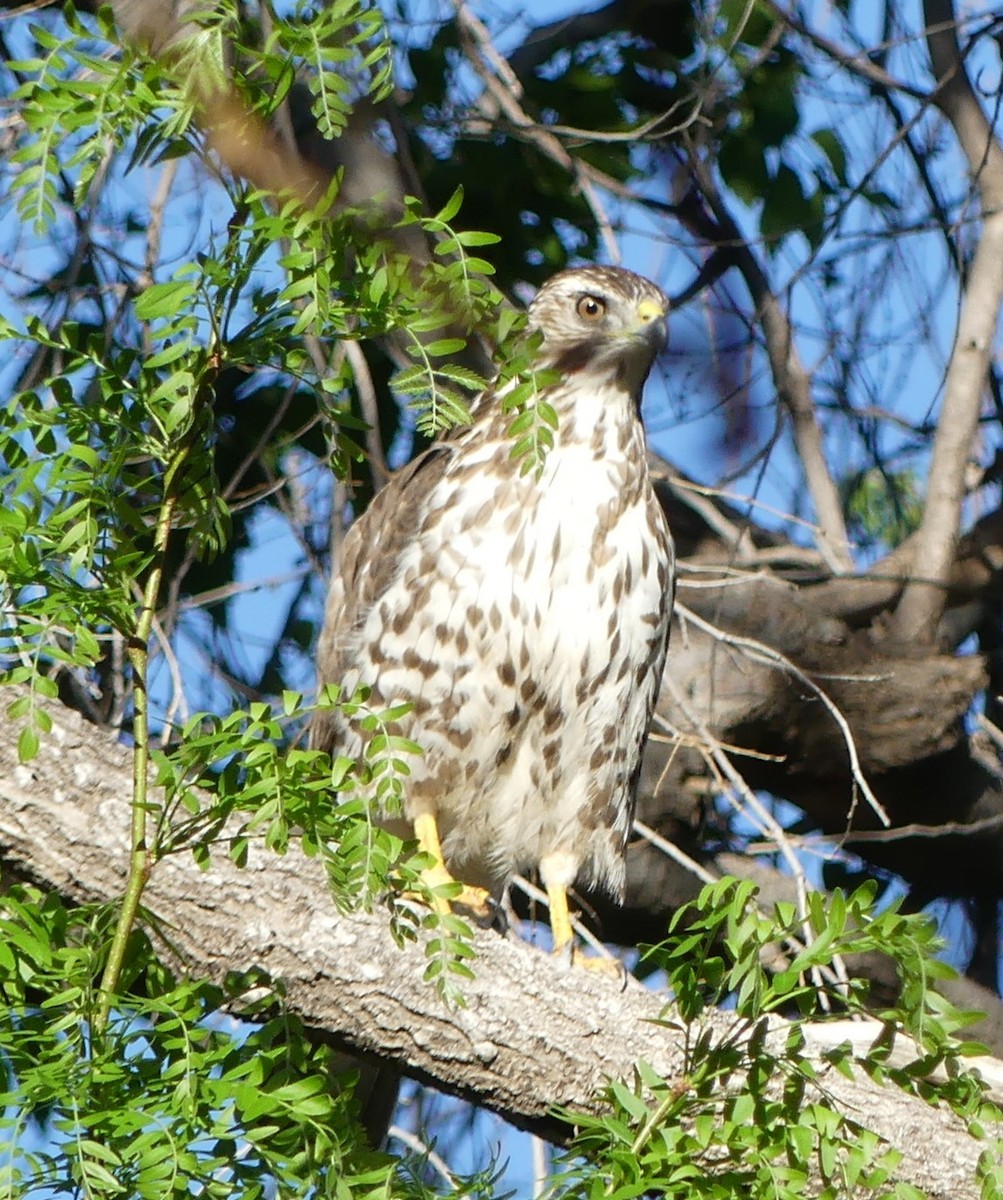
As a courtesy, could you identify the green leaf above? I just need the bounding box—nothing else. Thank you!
[17,726,40,763]
[134,279,196,320]
[423,337,467,356]
[718,132,769,205]
[760,162,824,249]
[434,185,464,224]
[455,229,500,247]
[812,126,848,185]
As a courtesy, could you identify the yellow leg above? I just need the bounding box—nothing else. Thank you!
[413,812,452,915]
[412,812,492,919]
[546,879,575,955]
[545,877,624,978]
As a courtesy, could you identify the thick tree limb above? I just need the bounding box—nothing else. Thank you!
[0,690,1000,1196]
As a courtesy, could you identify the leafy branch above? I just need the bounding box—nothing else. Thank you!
[93,454,182,1031]
[549,878,1000,1199]
[500,362,561,477]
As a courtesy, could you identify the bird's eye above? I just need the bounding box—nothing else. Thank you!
[576,294,606,322]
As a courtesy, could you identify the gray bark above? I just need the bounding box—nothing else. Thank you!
[0,689,1001,1196]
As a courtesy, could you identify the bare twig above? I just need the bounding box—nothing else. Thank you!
[655,466,834,553]
[769,812,1003,849]
[451,0,625,267]
[765,2,930,100]
[674,600,891,827]
[510,874,617,962]
[531,1136,550,1200]
[173,570,311,615]
[633,820,717,886]
[633,807,848,997]
[343,340,391,489]
[385,1126,456,1189]
[654,680,849,1000]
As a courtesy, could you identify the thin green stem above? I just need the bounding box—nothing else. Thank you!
[601,1077,691,1196]
[94,483,180,1033]
[627,1090,680,1163]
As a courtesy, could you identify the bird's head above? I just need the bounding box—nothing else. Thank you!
[527,265,669,394]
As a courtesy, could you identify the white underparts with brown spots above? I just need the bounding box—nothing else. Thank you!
[311,264,676,905]
[339,368,672,900]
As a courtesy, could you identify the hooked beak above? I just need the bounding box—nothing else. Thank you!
[633,295,669,347]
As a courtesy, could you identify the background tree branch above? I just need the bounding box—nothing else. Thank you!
[674,151,854,573]
[892,0,1003,643]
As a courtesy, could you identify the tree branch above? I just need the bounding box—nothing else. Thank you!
[892,1,1003,644]
[677,156,854,573]
[0,690,999,1195]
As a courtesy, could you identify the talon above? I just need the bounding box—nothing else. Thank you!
[452,886,501,929]
[568,949,626,982]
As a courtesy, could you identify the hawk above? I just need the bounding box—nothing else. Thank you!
[312,264,675,963]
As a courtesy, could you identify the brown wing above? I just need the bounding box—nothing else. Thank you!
[310,442,455,751]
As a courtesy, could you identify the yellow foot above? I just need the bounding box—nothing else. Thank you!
[567,948,626,981]
[451,884,495,923]
[545,875,625,981]
[412,812,496,924]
